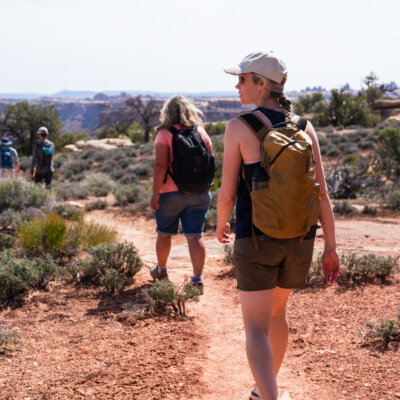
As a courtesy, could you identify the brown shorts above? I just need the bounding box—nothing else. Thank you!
[233,233,315,291]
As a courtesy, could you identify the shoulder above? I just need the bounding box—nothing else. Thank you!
[10,147,18,156]
[154,128,172,145]
[196,125,211,141]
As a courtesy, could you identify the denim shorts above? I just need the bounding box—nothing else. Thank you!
[156,190,211,236]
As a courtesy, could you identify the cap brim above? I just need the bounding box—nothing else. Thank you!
[223,65,248,75]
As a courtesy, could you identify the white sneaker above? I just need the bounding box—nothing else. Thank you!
[249,386,261,400]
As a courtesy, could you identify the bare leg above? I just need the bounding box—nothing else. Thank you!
[186,235,205,275]
[156,234,172,268]
[270,287,293,375]
[240,290,278,400]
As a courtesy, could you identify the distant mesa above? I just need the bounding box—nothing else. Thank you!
[93,93,110,101]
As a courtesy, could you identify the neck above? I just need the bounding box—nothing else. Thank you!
[255,96,281,111]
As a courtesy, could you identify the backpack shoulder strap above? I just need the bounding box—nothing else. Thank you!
[237,112,271,143]
[291,115,308,131]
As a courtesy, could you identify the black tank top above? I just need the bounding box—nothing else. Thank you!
[235,107,286,239]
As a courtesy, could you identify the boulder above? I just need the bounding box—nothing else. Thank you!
[99,138,133,147]
[64,144,81,153]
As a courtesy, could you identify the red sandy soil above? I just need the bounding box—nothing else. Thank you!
[1,207,399,400]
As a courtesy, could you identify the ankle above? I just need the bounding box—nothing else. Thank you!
[158,265,168,273]
[191,274,202,283]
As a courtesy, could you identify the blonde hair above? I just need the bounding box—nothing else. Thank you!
[158,95,204,130]
[252,72,292,120]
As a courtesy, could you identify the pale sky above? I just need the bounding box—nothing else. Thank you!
[1,0,399,94]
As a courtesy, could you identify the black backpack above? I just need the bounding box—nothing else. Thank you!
[166,125,215,194]
[37,141,53,169]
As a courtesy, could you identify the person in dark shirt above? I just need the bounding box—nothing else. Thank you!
[30,126,55,189]
[216,51,340,400]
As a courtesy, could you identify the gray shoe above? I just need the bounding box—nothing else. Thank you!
[150,265,168,280]
[191,280,204,295]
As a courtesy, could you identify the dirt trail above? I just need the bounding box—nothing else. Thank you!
[85,210,400,400]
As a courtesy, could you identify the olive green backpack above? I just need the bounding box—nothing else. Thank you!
[238,112,320,248]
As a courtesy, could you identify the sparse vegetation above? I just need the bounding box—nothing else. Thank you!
[0,324,22,354]
[85,199,108,212]
[333,200,357,215]
[142,278,200,315]
[364,305,400,348]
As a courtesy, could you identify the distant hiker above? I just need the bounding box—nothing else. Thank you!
[30,126,55,189]
[0,137,19,178]
[150,95,215,294]
[216,52,340,400]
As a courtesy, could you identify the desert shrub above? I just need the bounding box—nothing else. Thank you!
[119,174,138,185]
[64,159,91,175]
[51,203,84,221]
[204,208,218,230]
[54,182,89,200]
[85,199,108,212]
[333,200,356,215]
[109,167,125,180]
[76,149,96,160]
[0,324,22,354]
[358,140,375,150]
[84,173,114,197]
[307,252,398,286]
[0,208,45,232]
[384,190,400,210]
[364,305,400,347]
[113,184,147,205]
[0,233,15,251]
[129,162,152,177]
[139,142,153,155]
[18,156,31,171]
[143,278,200,315]
[116,157,131,169]
[0,251,57,302]
[326,146,340,157]
[75,242,142,293]
[338,252,398,284]
[362,205,378,215]
[92,150,109,162]
[99,159,117,174]
[0,179,51,212]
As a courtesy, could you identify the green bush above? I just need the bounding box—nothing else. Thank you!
[0,179,51,212]
[74,242,142,293]
[85,199,108,212]
[364,305,400,347]
[0,233,15,251]
[0,208,45,231]
[17,214,116,259]
[84,173,114,197]
[0,324,22,354]
[333,200,356,215]
[0,251,57,302]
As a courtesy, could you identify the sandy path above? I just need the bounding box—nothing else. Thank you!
[86,210,400,399]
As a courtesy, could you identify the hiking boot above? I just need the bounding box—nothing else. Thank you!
[150,265,168,281]
[191,280,204,295]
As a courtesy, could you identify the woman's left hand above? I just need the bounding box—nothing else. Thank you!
[150,193,160,210]
[322,248,340,284]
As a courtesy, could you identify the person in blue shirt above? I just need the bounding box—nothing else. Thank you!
[0,137,20,178]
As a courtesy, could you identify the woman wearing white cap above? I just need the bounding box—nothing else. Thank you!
[216,52,340,399]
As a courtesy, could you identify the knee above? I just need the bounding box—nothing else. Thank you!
[186,235,203,245]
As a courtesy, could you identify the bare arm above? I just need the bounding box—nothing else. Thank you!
[30,145,38,176]
[216,119,242,243]
[306,121,340,283]
[150,143,170,210]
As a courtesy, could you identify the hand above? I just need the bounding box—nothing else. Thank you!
[150,193,160,210]
[30,172,34,179]
[216,222,231,244]
[322,248,340,284]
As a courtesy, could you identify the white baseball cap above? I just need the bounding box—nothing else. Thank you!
[37,126,49,135]
[224,51,287,85]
